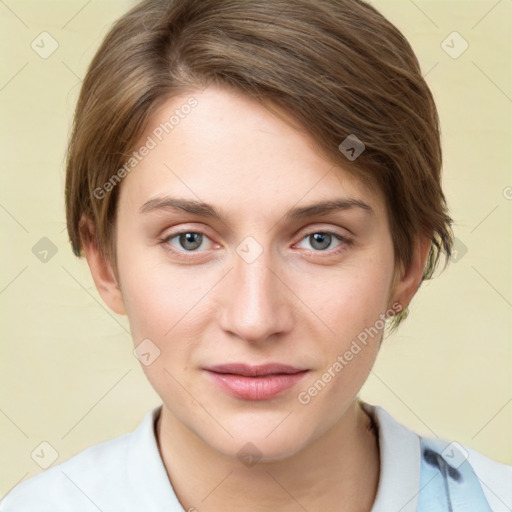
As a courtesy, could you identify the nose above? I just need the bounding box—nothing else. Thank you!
[217,244,294,344]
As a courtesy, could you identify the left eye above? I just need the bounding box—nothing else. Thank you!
[297,232,345,252]
[164,232,214,252]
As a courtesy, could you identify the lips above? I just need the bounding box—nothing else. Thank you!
[204,363,309,400]
[205,363,307,377]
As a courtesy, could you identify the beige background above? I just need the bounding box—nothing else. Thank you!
[1,0,511,497]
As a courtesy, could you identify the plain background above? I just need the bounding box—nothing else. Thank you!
[1,0,511,497]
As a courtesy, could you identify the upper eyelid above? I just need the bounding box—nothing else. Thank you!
[297,226,351,239]
[160,222,214,238]
[163,225,349,239]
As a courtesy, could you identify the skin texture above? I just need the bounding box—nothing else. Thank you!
[82,85,431,511]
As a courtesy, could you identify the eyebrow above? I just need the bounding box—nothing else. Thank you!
[285,198,373,219]
[139,196,374,220]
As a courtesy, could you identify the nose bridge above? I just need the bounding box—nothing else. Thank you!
[219,238,292,342]
[236,249,276,301]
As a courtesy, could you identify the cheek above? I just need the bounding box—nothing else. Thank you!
[296,255,393,336]
[293,250,393,392]
[295,268,388,416]
[117,242,217,366]
[119,255,208,399]
[117,237,187,331]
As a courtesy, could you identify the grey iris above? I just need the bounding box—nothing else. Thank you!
[180,233,203,251]
[309,233,332,250]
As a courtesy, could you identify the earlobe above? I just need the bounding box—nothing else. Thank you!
[79,217,126,316]
[389,235,432,312]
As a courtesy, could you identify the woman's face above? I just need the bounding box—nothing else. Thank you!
[114,85,400,460]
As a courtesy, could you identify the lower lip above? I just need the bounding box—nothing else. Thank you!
[205,370,308,401]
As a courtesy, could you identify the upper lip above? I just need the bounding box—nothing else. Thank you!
[204,363,308,377]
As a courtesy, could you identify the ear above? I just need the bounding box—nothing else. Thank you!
[79,217,126,316]
[388,234,432,312]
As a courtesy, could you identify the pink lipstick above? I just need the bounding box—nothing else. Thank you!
[204,363,309,401]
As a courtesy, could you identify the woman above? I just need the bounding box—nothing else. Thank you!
[2,0,510,510]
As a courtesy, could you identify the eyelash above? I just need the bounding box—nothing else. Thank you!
[159,228,353,260]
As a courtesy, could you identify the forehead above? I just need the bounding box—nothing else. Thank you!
[118,86,385,221]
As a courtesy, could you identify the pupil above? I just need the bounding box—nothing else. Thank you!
[181,232,202,250]
[311,233,330,250]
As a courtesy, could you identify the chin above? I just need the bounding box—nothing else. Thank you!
[196,412,316,463]
[214,431,308,464]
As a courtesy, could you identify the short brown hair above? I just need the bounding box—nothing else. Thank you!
[65,0,453,331]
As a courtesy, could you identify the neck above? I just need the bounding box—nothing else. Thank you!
[156,399,380,512]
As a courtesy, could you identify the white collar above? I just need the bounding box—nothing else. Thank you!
[131,401,421,511]
[123,405,183,510]
[361,402,421,512]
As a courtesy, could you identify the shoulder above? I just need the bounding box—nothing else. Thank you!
[0,407,165,512]
[464,444,512,512]
[1,431,133,512]
[361,401,512,512]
